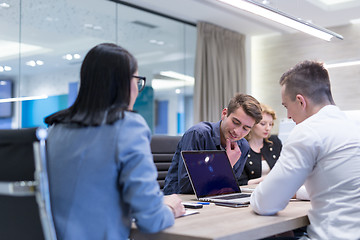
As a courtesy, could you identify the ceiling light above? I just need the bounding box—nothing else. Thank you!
[84,23,93,29]
[0,95,48,103]
[93,26,102,31]
[3,65,11,71]
[0,2,10,8]
[149,39,166,45]
[325,60,360,69]
[350,18,360,24]
[0,40,51,59]
[26,60,36,67]
[36,60,44,66]
[0,65,11,72]
[63,53,81,61]
[63,54,73,60]
[315,0,356,5]
[152,79,194,90]
[26,60,43,67]
[159,71,194,82]
[217,0,343,41]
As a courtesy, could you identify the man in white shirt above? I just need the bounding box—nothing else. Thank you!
[250,60,360,240]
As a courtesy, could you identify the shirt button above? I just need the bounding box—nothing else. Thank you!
[248,154,251,158]
[270,147,273,151]
[273,155,276,159]
[251,171,255,175]
[249,161,253,165]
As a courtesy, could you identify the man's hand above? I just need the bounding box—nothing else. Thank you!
[226,139,241,167]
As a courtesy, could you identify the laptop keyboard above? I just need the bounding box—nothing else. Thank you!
[213,193,250,200]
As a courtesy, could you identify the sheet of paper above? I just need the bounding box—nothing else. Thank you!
[181,209,199,217]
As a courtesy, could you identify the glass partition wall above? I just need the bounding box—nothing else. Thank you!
[0,0,196,135]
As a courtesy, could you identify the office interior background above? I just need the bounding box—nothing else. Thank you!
[1,0,360,138]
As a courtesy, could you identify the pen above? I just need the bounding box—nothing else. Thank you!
[196,202,210,205]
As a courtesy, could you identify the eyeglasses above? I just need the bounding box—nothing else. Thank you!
[133,75,146,92]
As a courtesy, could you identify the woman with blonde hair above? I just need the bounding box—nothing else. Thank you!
[238,103,282,185]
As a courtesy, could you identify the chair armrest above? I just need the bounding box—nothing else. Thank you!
[0,181,36,196]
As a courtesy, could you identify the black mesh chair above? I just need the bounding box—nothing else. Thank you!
[0,128,57,240]
[150,135,182,189]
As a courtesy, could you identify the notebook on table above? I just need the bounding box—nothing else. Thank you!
[181,150,251,204]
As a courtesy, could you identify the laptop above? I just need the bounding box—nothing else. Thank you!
[181,150,251,204]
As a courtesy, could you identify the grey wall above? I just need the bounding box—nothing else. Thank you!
[251,23,360,133]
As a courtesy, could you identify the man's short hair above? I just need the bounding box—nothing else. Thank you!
[227,93,262,124]
[279,60,335,104]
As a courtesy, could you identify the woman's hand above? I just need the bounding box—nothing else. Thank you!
[164,194,186,218]
[248,176,264,185]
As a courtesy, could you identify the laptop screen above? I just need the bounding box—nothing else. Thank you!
[181,150,241,198]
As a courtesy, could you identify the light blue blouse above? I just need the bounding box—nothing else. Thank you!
[47,111,174,240]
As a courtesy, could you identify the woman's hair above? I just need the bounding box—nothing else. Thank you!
[227,93,262,124]
[45,43,138,126]
[245,103,276,144]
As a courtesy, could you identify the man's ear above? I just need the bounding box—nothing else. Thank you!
[221,108,228,120]
[296,94,307,110]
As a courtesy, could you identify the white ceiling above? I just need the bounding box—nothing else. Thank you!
[2,0,360,83]
[121,0,360,37]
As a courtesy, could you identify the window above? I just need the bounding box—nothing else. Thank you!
[0,0,196,135]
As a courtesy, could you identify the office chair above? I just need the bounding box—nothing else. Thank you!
[150,135,181,189]
[0,128,57,240]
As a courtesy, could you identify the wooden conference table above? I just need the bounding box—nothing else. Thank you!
[130,188,311,240]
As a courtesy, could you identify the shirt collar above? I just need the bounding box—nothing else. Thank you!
[212,120,222,148]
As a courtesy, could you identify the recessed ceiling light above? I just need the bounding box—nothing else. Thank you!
[26,60,43,67]
[4,65,11,71]
[26,60,36,67]
[0,66,11,72]
[63,54,73,60]
[45,16,59,22]
[0,2,10,8]
[84,23,93,29]
[36,60,44,66]
[149,39,166,45]
[93,26,102,30]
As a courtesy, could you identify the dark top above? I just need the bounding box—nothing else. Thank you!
[238,135,282,186]
[163,120,250,195]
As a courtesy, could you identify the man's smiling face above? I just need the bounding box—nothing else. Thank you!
[220,107,255,146]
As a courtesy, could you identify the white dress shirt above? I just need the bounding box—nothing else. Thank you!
[250,105,360,240]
